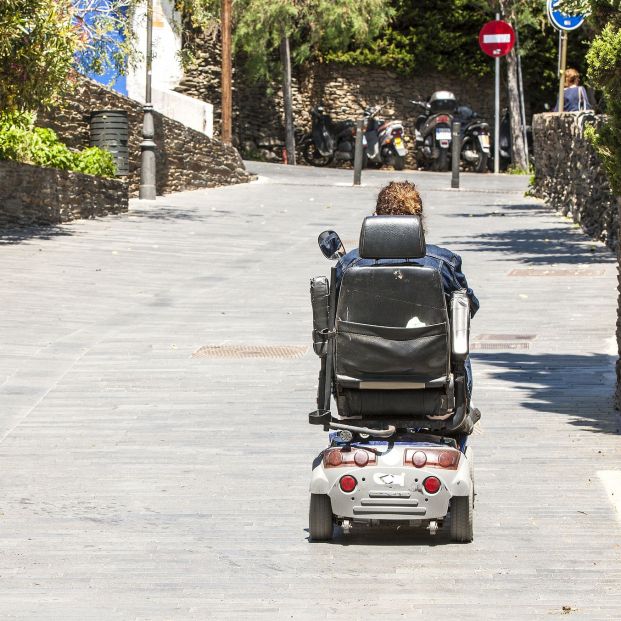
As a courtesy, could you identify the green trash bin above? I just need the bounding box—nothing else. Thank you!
[89,110,129,177]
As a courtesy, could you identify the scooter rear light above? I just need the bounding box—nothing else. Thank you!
[323,448,376,468]
[325,449,343,467]
[412,451,427,467]
[404,448,460,469]
[354,450,369,467]
[423,476,441,494]
[438,451,454,468]
[340,475,357,493]
[436,115,450,123]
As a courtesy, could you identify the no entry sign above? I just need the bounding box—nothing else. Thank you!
[479,20,515,57]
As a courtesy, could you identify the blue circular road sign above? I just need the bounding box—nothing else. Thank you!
[547,0,586,31]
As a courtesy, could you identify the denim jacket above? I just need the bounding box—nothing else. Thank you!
[336,244,480,317]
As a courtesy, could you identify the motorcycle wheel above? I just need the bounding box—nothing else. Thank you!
[462,138,488,173]
[385,149,405,171]
[302,141,334,167]
[434,148,449,172]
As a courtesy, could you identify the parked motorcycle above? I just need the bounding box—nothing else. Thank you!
[363,105,408,170]
[412,91,457,172]
[455,104,491,173]
[488,108,534,172]
[300,106,358,167]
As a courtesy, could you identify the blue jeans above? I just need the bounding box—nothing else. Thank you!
[465,357,473,399]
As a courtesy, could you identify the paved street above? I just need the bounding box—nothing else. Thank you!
[1,162,621,620]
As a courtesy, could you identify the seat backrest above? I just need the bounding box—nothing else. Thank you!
[335,215,450,386]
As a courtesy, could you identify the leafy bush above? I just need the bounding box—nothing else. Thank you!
[585,20,621,195]
[0,112,116,177]
[74,146,116,177]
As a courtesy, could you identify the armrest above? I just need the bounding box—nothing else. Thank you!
[450,289,470,360]
[310,276,330,356]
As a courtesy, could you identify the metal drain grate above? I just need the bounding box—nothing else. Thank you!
[192,344,308,359]
[475,334,536,341]
[471,333,535,351]
[471,342,530,351]
[508,267,606,277]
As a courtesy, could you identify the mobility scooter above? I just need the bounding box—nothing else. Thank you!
[308,215,477,542]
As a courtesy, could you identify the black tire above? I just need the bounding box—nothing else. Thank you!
[392,154,406,171]
[466,446,475,507]
[302,141,334,167]
[450,491,474,543]
[434,148,449,172]
[462,138,488,173]
[309,494,334,541]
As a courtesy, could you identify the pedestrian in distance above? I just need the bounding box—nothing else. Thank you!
[553,68,593,112]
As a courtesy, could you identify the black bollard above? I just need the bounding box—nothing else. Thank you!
[353,118,365,186]
[451,120,461,189]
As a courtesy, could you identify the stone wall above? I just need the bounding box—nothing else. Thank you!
[0,160,128,227]
[531,113,618,251]
[38,77,251,197]
[532,112,621,408]
[176,32,500,166]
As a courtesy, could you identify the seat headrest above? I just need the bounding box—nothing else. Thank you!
[358,215,426,259]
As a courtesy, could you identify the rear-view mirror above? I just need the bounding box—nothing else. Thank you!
[318,230,346,260]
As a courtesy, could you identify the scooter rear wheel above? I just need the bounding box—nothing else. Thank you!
[302,142,334,167]
[309,494,334,541]
[450,489,474,543]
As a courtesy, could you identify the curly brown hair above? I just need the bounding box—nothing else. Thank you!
[375,181,423,217]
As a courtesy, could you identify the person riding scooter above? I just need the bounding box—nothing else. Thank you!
[333,181,480,406]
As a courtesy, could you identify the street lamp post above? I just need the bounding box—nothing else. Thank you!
[139,0,156,200]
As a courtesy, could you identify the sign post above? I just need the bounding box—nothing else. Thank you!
[479,18,515,174]
[546,0,586,113]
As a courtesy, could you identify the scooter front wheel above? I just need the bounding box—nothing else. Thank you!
[302,142,334,167]
[309,494,334,541]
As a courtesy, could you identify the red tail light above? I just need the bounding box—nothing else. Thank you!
[323,448,376,468]
[340,475,357,493]
[404,448,460,469]
[438,452,454,468]
[436,115,450,124]
[326,450,343,467]
[423,476,441,494]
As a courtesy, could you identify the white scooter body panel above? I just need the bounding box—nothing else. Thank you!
[310,442,472,522]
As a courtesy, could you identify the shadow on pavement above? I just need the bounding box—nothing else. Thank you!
[0,225,74,246]
[473,352,620,435]
[446,203,551,219]
[446,226,614,264]
[128,206,210,221]
[306,527,453,547]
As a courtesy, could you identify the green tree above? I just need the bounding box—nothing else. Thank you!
[232,0,394,162]
[0,0,84,112]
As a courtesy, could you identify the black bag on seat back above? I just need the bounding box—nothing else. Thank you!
[335,264,449,383]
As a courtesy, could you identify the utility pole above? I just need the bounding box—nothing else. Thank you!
[557,31,568,113]
[139,0,156,200]
[280,28,296,165]
[221,0,232,145]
